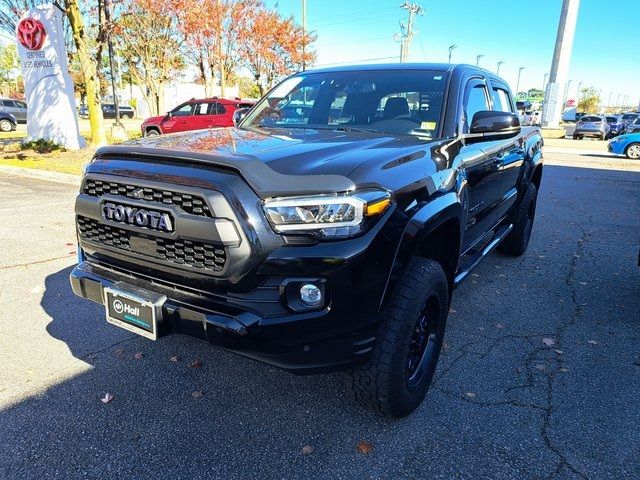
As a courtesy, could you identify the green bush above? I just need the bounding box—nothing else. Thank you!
[20,138,65,154]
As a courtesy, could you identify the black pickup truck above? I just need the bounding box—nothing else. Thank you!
[70,64,543,417]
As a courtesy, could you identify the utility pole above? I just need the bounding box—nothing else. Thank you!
[496,60,505,75]
[515,66,525,97]
[218,0,225,98]
[475,54,484,66]
[448,44,458,63]
[395,2,424,62]
[302,0,307,70]
[541,0,580,128]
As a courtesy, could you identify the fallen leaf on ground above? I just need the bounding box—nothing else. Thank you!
[498,274,507,278]
[192,390,205,398]
[559,368,569,372]
[100,392,114,403]
[169,355,180,362]
[302,445,314,455]
[542,337,556,347]
[189,358,203,368]
[133,352,143,360]
[495,323,504,329]
[65,242,74,246]
[587,340,599,345]
[554,349,563,355]
[535,364,546,371]
[356,440,374,454]
[465,392,476,399]
[68,250,76,255]
[114,348,124,356]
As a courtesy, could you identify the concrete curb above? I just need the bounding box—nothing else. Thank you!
[0,165,81,186]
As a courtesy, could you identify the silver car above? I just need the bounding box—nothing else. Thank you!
[572,115,610,140]
[0,98,27,123]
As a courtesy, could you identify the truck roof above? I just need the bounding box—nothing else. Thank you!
[302,62,491,76]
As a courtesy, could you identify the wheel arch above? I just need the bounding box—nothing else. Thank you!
[378,192,463,311]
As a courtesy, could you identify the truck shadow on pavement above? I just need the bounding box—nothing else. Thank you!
[1,164,638,479]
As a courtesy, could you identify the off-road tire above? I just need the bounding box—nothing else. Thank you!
[0,119,13,132]
[498,183,538,256]
[343,257,449,418]
[145,128,160,136]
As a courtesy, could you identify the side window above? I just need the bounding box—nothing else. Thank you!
[463,83,490,132]
[172,103,193,116]
[214,103,226,115]
[491,87,513,113]
[1,100,14,107]
[194,102,210,115]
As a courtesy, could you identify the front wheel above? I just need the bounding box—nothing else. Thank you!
[343,257,449,418]
[0,119,13,132]
[625,143,640,160]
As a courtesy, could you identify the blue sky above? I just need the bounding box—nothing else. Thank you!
[270,0,640,107]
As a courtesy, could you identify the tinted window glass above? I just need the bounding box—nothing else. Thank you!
[622,114,637,120]
[215,103,226,115]
[464,84,490,130]
[243,70,447,137]
[172,103,193,116]
[1,100,15,107]
[15,101,26,108]
[491,88,513,112]
[606,116,617,122]
[581,116,601,122]
[194,102,211,115]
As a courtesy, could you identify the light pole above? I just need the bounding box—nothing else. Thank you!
[607,91,613,108]
[515,66,525,97]
[496,60,505,75]
[448,44,458,64]
[543,72,549,91]
[616,93,622,109]
[475,54,484,66]
[575,81,583,106]
[562,79,573,108]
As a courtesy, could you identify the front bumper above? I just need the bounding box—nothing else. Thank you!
[70,202,398,374]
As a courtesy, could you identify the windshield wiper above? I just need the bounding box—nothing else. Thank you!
[332,126,378,133]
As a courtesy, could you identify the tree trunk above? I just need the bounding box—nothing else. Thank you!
[65,0,106,146]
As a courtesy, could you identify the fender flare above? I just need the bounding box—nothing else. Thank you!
[378,191,463,311]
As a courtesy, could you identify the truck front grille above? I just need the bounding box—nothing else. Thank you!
[82,179,212,217]
[77,216,226,272]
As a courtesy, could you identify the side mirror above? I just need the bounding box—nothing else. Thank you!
[233,107,251,126]
[466,111,521,141]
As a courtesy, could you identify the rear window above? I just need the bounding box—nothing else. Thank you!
[622,114,638,120]
[580,116,601,122]
[605,117,617,122]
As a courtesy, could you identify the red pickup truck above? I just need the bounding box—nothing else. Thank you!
[140,97,255,136]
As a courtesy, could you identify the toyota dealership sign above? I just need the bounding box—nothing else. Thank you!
[15,5,83,149]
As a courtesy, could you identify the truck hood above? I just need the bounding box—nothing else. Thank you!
[95,126,441,198]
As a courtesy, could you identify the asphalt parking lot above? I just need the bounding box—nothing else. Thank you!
[0,147,638,479]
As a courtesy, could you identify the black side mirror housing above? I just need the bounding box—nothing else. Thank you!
[233,107,251,126]
[466,111,521,142]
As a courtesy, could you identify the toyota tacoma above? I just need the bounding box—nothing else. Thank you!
[70,64,543,417]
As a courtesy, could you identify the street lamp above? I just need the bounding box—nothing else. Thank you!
[543,72,549,91]
[448,44,458,64]
[562,79,573,108]
[475,54,484,66]
[496,60,505,75]
[515,66,525,97]
[576,81,583,104]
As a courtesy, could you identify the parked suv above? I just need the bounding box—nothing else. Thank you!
[605,115,625,138]
[0,98,27,123]
[141,97,255,136]
[71,64,543,417]
[102,104,136,119]
[573,115,610,140]
[625,117,640,134]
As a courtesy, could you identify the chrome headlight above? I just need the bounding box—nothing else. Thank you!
[263,191,391,238]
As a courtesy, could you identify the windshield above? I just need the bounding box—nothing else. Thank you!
[606,117,618,123]
[242,69,447,138]
[622,114,638,121]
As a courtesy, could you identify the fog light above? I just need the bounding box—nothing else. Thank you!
[300,284,322,306]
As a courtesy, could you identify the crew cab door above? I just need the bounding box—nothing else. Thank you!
[459,79,504,252]
[489,83,525,220]
[161,102,195,133]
